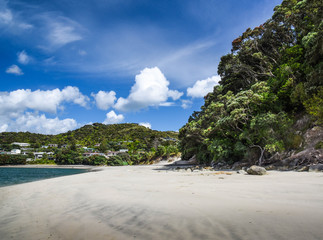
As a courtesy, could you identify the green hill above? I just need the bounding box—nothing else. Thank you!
[0,123,178,149]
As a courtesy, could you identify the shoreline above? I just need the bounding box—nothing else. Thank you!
[0,164,96,170]
[1,164,323,240]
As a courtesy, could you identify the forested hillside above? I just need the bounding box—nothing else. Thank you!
[179,0,322,166]
[0,123,178,149]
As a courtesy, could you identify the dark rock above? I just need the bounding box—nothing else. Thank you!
[309,164,323,172]
[247,165,267,175]
[304,126,323,148]
[232,161,249,170]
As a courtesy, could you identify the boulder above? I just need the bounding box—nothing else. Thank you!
[247,165,267,175]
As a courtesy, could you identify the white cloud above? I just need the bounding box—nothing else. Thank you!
[61,86,89,108]
[6,65,23,75]
[11,112,78,135]
[168,90,183,100]
[159,102,174,107]
[103,111,124,124]
[17,50,31,64]
[0,9,13,24]
[139,122,151,129]
[114,67,183,112]
[187,75,220,98]
[181,99,192,109]
[0,124,8,132]
[91,90,116,110]
[0,2,33,31]
[0,86,89,134]
[0,86,89,117]
[46,17,82,48]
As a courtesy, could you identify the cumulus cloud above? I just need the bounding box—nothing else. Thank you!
[168,90,183,100]
[91,90,116,110]
[0,86,89,117]
[0,86,90,134]
[10,112,78,134]
[114,67,183,112]
[103,111,124,124]
[187,75,220,98]
[17,50,31,64]
[139,122,151,129]
[6,65,23,75]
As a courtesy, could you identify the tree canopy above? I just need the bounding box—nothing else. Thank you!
[179,0,322,165]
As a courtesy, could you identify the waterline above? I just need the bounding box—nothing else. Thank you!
[0,167,89,187]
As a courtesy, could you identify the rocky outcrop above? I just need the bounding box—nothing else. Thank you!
[261,123,323,171]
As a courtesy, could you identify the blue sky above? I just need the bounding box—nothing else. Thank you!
[0,0,282,134]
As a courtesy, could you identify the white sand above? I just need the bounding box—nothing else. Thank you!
[0,164,323,240]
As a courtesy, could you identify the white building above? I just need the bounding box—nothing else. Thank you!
[11,149,21,154]
[11,142,30,147]
[33,152,54,160]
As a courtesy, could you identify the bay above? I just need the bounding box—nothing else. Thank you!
[0,167,89,187]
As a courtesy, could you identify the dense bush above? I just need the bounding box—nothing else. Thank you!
[179,0,322,165]
[83,155,107,165]
[0,155,27,165]
[107,154,129,166]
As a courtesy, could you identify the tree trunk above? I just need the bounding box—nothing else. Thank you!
[250,145,265,166]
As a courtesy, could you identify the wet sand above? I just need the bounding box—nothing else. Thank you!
[0,164,323,240]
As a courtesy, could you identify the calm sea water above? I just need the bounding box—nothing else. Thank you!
[0,167,89,187]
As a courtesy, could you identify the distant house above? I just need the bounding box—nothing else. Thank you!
[106,151,119,157]
[162,137,177,141]
[11,149,21,154]
[82,147,96,152]
[119,149,128,153]
[42,145,49,149]
[94,143,101,147]
[83,152,107,158]
[48,144,58,148]
[33,152,54,160]
[11,142,30,147]
[60,144,69,149]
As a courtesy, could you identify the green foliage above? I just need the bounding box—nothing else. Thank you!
[83,155,107,166]
[55,149,82,165]
[108,154,130,166]
[0,123,179,166]
[179,0,322,165]
[0,155,27,165]
[304,87,323,123]
[315,141,323,150]
[28,159,56,165]
[0,123,178,153]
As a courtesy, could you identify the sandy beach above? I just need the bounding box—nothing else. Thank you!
[0,164,323,240]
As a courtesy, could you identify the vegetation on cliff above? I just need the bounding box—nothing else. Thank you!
[179,0,322,165]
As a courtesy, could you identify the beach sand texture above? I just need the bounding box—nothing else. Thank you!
[0,165,323,240]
